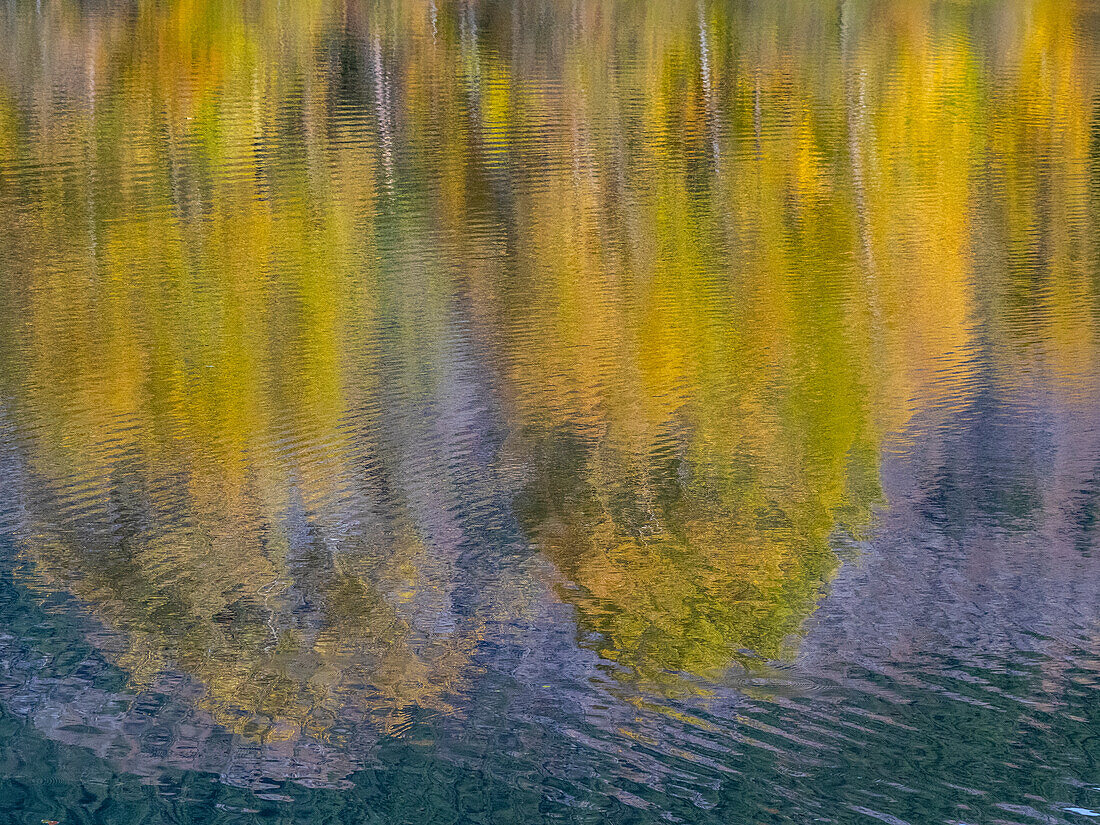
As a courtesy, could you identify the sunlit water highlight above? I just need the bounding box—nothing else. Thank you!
[1,1,1099,823]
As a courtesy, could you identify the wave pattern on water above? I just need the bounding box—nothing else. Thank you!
[0,0,1099,823]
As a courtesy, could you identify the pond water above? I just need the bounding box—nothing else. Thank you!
[1,1,1099,823]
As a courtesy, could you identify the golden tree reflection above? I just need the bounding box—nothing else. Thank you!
[0,0,1096,728]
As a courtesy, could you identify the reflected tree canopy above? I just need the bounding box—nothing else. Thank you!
[0,0,1097,736]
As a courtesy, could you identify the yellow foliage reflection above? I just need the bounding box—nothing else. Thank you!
[0,0,1096,730]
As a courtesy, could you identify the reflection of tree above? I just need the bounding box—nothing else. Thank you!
[17,443,484,739]
[514,429,879,687]
[458,0,1099,687]
[0,0,1096,728]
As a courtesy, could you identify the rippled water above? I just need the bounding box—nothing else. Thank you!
[1,1,1099,822]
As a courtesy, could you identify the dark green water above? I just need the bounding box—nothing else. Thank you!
[1,0,1100,822]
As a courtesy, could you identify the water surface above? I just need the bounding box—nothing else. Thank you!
[1,1,1100,823]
